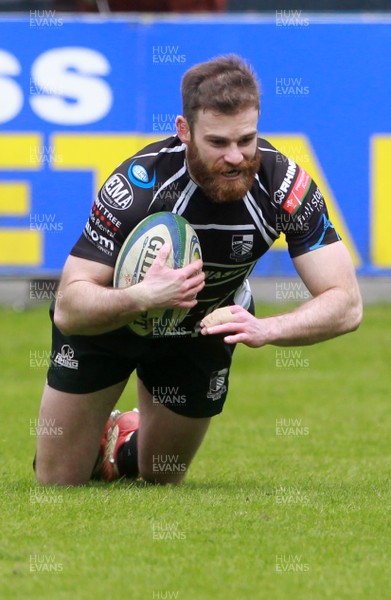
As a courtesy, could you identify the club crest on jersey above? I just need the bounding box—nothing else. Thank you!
[128,161,157,189]
[230,234,254,262]
[207,369,228,401]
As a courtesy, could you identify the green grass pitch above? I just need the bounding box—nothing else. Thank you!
[0,302,390,600]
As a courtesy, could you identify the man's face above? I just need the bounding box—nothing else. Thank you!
[181,107,260,203]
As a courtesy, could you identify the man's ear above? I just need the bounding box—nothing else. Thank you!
[176,116,191,144]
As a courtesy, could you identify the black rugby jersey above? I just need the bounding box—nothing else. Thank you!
[71,136,340,334]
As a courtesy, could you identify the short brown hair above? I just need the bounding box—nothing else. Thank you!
[181,54,260,131]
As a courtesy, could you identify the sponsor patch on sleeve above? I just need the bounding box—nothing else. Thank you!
[101,173,133,210]
[282,167,312,214]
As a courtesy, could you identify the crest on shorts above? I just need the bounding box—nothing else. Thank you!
[53,344,79,370]
[207,368,228,401]
[230,234,253,262]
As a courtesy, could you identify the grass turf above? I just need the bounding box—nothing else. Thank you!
[0,302,390,599]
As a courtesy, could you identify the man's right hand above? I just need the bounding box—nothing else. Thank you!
[137,242,205,312]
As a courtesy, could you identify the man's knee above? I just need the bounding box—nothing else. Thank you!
[35,454,91,486]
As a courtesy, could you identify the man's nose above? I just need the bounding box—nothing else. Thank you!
[223,145,243,165]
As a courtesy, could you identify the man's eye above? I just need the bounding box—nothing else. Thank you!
[210,140,225,147]
[239,138,254,146]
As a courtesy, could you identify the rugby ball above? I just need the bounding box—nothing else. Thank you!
[114,212,202,337]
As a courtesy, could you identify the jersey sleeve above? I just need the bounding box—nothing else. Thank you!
[70,161,150,267]
[70,136,183,268]
[264,143,341,258]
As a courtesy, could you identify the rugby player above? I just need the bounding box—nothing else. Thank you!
[35,55,362,485]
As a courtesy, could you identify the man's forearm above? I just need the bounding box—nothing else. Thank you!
[53,251,205,337]
[200,284,362,348]
[263,287,362,347]
[54,281,146,336]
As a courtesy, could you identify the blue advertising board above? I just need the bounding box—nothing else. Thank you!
[0,13,390,276]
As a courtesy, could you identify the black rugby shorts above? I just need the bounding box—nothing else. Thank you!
[46,304,236,418]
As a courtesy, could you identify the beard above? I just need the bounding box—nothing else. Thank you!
[186,141,261,203]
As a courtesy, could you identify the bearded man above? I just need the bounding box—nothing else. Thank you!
[34,55,362,486]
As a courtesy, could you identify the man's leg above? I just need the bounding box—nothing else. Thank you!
[35,379,128,485]
[136,378,211,484]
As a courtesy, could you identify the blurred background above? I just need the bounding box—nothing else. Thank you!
[0,2,390,307]
[0,1,389,12]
